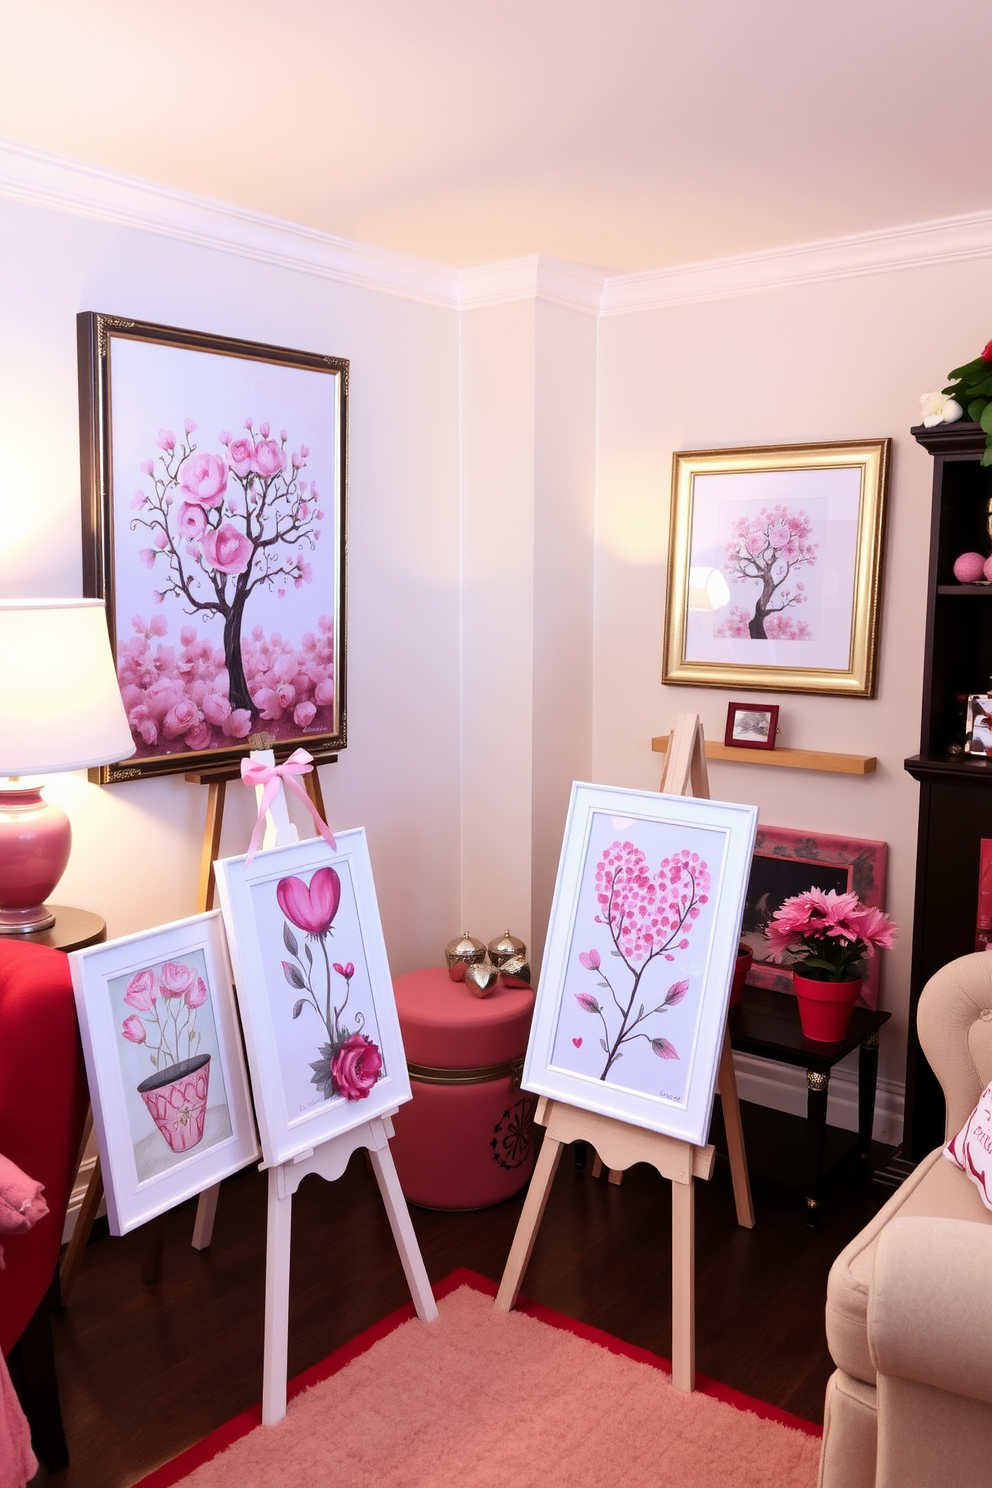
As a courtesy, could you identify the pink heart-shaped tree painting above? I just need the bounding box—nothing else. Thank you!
[574,841,710,1080]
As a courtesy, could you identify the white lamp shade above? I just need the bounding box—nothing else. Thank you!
[0,599,136,774]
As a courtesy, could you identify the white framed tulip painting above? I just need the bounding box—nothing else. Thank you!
[523,782,758,1148]
[214,829,411,1166]
[69,912,259,1235]
[78,313,347,783]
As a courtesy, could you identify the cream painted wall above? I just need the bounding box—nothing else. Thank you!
[459,297,596,967]
[593,258,992,1096]
[0,197,463,975]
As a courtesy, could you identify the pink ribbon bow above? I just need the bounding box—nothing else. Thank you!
[241,748,336,866]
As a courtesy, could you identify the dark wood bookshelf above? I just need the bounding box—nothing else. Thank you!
[904,421,992,1159]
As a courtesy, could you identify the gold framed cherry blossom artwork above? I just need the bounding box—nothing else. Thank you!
[78,313,348,782]
[663,440,890,697]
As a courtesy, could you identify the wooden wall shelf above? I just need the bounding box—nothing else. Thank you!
[651,737,877,776]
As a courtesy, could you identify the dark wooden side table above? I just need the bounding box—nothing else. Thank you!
[14,905,107,954]
[728,984,891,1227]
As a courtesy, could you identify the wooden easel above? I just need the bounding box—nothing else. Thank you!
[243,755,438,1424]
[591,714,755,1231]
[59,750,330,1301]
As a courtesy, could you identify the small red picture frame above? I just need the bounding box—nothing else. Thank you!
[724,701,779,751]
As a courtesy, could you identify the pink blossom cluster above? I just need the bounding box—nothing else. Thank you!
[767,887,896,977]
[726,505,816,571]
[120,960,207,1070]
[715,606,812,640]
[118,613,335,756]
[594,841,710,965]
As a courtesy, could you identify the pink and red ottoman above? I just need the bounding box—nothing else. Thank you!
[389,966,536,1210]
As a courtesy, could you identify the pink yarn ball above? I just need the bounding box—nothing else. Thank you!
[954,551,987,583]
[984,556,992,583]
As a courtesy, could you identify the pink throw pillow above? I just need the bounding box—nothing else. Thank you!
[944,1080,992,1211]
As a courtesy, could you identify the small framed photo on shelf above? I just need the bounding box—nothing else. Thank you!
[724,701,779,750]
[69,912,259,1235]
[965,695,992,755]
[214,828,411,1167]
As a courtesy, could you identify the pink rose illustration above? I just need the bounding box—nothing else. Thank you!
[121,1015,146,1044]
[277,868,341,937]
[186,976,208,1009]
[177,501,207,539]
[159,961,197,998]
[124,969,157,1011]
[252,439,286,479]
[330,1032,382,1101]
[226,437,254,477]
[162,698,201,738]
[202,523,253,575]
[179,452,228,507]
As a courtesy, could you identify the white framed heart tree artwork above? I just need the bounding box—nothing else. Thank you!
[523,783,758,1147]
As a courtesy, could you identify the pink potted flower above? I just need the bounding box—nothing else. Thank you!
[767,889,896,1041]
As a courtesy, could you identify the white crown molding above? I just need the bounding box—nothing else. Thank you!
[0,138,460,309]
[2,136,991,320]
[602,210,992,315]
[459,256,605,314]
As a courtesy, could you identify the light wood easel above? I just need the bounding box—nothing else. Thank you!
[241,756,438,1424]
[590,714,755,1232]
[495,715,753,1391]
[59,751,329,1301]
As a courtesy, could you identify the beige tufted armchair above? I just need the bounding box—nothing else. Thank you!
[818,952,992,1488]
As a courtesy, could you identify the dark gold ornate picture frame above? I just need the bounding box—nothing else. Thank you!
[78,313,347,782]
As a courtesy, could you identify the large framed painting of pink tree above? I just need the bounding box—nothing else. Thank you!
[663,440,889,697]
[78,314,347,782]
[523,783,758,1146]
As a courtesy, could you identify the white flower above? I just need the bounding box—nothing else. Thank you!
[920,391,964,428]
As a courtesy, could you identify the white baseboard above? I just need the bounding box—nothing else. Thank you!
[62,1154,105,1244]
[732,1051,904,1147]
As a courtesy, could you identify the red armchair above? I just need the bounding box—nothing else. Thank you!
[0,939,89,1470]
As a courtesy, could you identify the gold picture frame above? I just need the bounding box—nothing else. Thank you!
[663,440,890,697]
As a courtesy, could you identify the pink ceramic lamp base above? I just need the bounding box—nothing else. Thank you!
[0,787,71,933]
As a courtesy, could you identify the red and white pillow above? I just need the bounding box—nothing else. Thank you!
[945,1079,992,1211]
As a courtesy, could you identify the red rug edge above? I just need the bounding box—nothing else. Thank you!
[132,1266,819,1487]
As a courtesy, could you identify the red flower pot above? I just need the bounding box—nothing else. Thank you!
[137,1054,211,1152]
[729,943,752,1007]
[793,972,862,1042]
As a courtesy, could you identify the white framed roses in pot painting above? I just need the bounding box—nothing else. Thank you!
[78,314,347,783]
[214,829,411,1166]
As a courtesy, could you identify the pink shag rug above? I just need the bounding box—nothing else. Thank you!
[136,1270,821,1488]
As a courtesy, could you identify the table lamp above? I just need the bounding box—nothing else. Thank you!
[0,598,135,933]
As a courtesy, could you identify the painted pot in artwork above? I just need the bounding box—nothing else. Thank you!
[793,973,861,1043]
[138,1054,211,1153]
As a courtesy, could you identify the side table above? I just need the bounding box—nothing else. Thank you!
[14,905,107,954]
[728,984,890,1227]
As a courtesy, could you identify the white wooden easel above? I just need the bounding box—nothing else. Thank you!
[496,715,754,1391]
[591,714,755,1232]
[247,751,438,1425]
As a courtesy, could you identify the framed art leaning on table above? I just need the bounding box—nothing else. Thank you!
[78,313,348,783]
[663,440,890,697]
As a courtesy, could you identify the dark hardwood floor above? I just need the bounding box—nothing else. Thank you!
[27,1104,892,1487]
